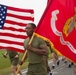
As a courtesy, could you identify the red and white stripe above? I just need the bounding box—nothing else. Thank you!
[0,6,34,52]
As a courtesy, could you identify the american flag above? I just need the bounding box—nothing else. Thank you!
[0,4,34,52]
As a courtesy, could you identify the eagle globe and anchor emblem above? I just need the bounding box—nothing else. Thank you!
[50,8,76,54]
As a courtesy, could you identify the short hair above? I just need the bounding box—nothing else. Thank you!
[27,23,36,29]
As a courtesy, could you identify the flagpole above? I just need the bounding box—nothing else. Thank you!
[15,32,35,75]
[15,1,53,74]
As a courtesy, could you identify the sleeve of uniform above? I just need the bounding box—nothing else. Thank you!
[38,38,47,48]
[24,38,29,51]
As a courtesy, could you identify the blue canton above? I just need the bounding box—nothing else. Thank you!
[0,4,7,29]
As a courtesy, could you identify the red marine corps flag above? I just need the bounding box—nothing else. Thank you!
[35,0,76,63]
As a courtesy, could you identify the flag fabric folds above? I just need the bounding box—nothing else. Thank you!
[0,4,34,52]
[47,0,52,5]
[35,0,76,63]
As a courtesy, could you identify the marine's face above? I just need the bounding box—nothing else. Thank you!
[25,24,34,37]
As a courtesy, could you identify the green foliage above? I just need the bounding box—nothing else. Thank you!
[0,49,52,75]
[0,50,28,75]
[0,50,11,69]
